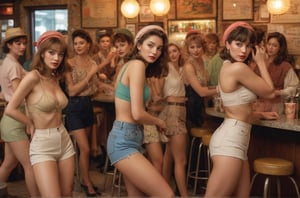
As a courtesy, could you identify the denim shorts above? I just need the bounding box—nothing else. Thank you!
[209,119,251,160]
[107,121,144,165]
[65,96,94,131]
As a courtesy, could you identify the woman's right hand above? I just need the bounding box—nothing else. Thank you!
[156,119,167,134]
[26,121,35,139]
[252,45,268,67]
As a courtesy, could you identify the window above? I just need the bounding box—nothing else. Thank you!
[31,8,68,53]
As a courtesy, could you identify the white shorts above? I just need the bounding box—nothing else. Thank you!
[209,119,251,160]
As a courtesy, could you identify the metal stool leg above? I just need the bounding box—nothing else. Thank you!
[263,177,270,198]
[186,137,196,185]
[288,176,300,198]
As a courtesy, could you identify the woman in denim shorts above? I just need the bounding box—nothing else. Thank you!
[107,25,173,197]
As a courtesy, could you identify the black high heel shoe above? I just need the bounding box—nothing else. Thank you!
[80,183,101,197]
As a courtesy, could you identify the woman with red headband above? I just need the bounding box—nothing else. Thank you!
[5,31,75,197]
[204,22,275,197]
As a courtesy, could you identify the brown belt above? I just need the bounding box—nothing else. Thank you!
[167,102,186,106]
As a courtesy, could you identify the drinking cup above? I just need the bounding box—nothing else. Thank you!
[284,102,296,119]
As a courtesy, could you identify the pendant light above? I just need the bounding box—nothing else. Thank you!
[150,0,170,16]
[267,0,290,15]
[121,0,140,18]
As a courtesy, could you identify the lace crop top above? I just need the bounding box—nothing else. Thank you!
[115,63,150,104]
[219,85,257,106]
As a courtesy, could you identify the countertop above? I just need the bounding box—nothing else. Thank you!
[205,107,300,132]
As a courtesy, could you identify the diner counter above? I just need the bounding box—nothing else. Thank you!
[205,107,300,196]
[205,107,300,132]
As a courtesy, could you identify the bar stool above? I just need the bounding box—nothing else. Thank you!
[102,155,114,190]
[111,167,126,196]
[186,127,213,195]
[250,157,300,198]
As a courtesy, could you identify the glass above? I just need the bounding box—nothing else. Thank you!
[32,9,68,53]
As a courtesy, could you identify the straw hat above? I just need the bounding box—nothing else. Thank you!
[2,27,27,44]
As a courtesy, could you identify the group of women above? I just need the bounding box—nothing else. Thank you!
[0,20,298,197]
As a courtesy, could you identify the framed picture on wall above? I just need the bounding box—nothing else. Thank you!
[176,0,217,19]
[81,0,117,28]
[168,19,216,46]
[222,0,253,20]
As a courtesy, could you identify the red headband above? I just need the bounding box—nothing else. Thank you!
[33,31,65,48]
[222,21,254,45]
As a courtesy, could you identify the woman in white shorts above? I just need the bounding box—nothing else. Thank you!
[204,22,276,197]
[5,31,75,197]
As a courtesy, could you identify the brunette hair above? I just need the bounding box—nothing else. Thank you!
[128,28,168,78]
[2,36,27,53]
[220,26,256,63]
[31,37,68,79]
[267,32,290,65]
[72,29,93,54]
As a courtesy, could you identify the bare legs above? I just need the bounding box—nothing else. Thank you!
[0,141,39,197]
[33,156,75,197]
[145,142,163,173]
[114,152,174,197]
[72,127,97,195]
[205,155,250,197]
[163,134,188,197]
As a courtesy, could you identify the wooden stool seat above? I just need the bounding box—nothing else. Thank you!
[254,158,293,176]
[250,157,300,198]
[93,106,104,113]
[202,134,212,147]
[190,127,212,138]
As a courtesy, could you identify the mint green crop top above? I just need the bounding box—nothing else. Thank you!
[115,63,150,104]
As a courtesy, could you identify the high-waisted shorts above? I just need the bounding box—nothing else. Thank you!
[159,104,187,136]
[209,119,251,160]
[0,106,29,142]
[29,124,75,165]
[65,96,94,131]
[107,121,144,165]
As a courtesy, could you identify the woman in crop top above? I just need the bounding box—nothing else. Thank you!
[64,29,105,196]
[182,31,217,129]
[0,27,39,196]
[107,25,173,197]
[204,22,276,197]
[5,31,75,197]
[158,43,189,196]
